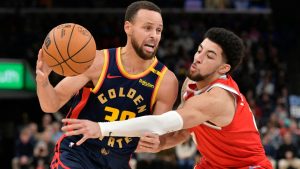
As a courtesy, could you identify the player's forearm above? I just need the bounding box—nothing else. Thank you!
[99,111,184,137]
[37,80,61,113]
[159,130,190,150]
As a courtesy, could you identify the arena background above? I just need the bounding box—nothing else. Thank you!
[0,0,300,169]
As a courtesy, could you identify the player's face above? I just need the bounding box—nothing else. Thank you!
[129,9,163,60]
[187,38,227,81]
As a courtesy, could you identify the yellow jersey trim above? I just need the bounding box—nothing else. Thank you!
[116,47,158,79]
[91,49,109,93]
[150,66,168,111]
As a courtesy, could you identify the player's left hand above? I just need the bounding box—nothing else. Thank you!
[61,118,101,146]
[135,132,161,153]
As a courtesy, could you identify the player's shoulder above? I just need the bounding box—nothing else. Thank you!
[158,69,178,95]
[164,69,178,85]
[96,49,105,57]
[154,60,178,85]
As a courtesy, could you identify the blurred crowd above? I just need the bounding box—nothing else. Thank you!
[0,0,270,9]
[1,1,299,169]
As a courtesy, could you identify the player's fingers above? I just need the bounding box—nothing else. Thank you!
[138,141,157,148]
[36,70,45,77]
[65,128,86,137]
[140,133,160,144]
[37,49,41,59]
[36,57,43,69]
[141,132,159,139]
[136,145,156,152]
[135,144,151,152]
[37,49,44,64]
[76,136,88,146]
[61,123,84,132]
[139,138,160,145]
[39,48,43,58]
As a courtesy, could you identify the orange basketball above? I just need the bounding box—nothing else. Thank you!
[42,23,96,76]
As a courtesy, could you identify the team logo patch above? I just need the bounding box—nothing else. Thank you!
[139,79,154,88]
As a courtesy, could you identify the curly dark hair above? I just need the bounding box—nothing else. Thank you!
[125,1,161,22]
[204,27,245,74]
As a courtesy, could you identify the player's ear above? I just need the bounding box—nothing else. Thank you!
[124,21,132,36]
[219,64,231,74]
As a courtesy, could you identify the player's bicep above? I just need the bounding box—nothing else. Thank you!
[177,88,232,129]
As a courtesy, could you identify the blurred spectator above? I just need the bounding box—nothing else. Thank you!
[274,103,289,128]
[233,0,250,10]
[262,131,277,168]
[32,127,55,169]
[27,122,39,142]
[184,0,203,11]
[261,113,282,150]
[12,127,34,169]
[175,138,197,169]
[50,121,63,143]
[38,114,53,132]
[277,131,300,169]
[257,93,274,125]
[205,0,230,9]
[256,71,275,96]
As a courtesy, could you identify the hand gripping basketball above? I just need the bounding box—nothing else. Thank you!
[42,23,96,76]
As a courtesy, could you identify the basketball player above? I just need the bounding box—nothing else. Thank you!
[36,1,178,169]
[62,28,273,168]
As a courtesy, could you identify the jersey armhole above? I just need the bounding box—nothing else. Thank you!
[150,66,168,112]
[91,49,110,93]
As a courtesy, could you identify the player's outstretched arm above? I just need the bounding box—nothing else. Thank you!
[61,110,184,145]
[62,87,235,145]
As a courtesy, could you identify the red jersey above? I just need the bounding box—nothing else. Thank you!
[184,75,272,169]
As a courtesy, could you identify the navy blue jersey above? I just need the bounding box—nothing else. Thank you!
[52,47,168,169]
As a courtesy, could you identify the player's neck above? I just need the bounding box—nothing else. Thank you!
[120,46,154,74]
[196,80,210,90]
[196,74,224,90]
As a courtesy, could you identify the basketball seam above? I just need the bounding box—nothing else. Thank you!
[49,25,94,66]
[50,33,94,66]
[53,24,80,75]
[42,46,64,73]
[69,35,93,62]
[66,24,75,62]
[53,27,65,75]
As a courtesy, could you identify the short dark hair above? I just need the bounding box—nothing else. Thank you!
[204,27,244,74]
[125,1,161,22]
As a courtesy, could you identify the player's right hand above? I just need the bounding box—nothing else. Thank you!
[36,49,52,84]
[135,132,161,153]
[61,118,102,146]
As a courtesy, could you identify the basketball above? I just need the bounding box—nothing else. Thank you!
[42,23,96,76]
